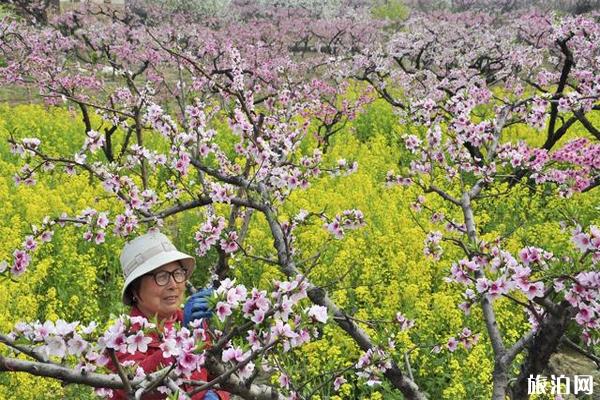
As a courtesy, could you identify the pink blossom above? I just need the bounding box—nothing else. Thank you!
[40,230,54,242]
[55,319,78,336]
[210,183,234,204]
[385,171,412,186]
[102,176,120,193]
[95,231,106,245]
[160,337,179,358]
[271,320,297,339]
[65,164,76,175]
[475,278,490,294]
[459,258,479,272]
[67,335,88,355]
[133,366,146,381]
[488,278,507,299]
[220,231,239,254]
[177,351,200,376]
[572,232,592,252]
[216,278,235,295]
[247,330,261,351]
[156,386,171,396]
[274,296,294,321]
[222,347,245,363]
[523,281,545,300]
[450,263,470,284]
[11,249,30,276]
[404,134,422,152]
[199,143,211,157]
[126,331,152,354]
[96,213,109,228]
[395,312,415,331]
[23,236,37,251]
[238,361,255,380]
[22,173,37,185]
[519,246,551,266]
[279,373,290,389]
[575,306,594,326]
[34,320,56,340]
[325,220,344,239]
[45,336,67,358]
[290,329,311,348]
[22,138,41,151]
[251,310,265,324]
[553,278,566,292]
[446,337,459,352]
[103,321,127,353]
[333,376,346,391]
[227,285,247,305]
[356,349,373,368]
[84,130,105,152]
[173,153,191,175]
[423,231,443,260]
[215,302,232,322]
[243,289,270,317]
[307,305,328,323]
[81,321,97,335]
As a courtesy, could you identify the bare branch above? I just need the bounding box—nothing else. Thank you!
[0,355,127,389]
[501,329,536,365]
[108,349,132,395]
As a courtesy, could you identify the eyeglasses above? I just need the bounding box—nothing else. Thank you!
[145,267,189,286]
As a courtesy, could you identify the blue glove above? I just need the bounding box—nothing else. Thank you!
[203,390,220,400]
[183,287,214,327]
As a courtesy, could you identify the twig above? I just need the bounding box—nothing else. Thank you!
[561,337,600,367]
[108,349,132,395]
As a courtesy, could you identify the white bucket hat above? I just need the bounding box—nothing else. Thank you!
[120,231,195,305]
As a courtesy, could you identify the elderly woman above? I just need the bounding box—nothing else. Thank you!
[108,231,228,400]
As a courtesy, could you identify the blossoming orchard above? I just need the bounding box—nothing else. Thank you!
[0,0,599,399]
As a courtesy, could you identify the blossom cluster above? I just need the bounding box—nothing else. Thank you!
[447,245,552,303]
[355,347,392,387]
[194,214,233,257]
[324,209,366,239]
[444,327,481,353]
[5,273,333,398]
[1,215,55,277]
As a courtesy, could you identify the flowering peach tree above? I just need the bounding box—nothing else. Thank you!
[358,9,600,400]
[0,2,426,400]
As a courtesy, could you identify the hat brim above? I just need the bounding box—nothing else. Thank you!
[121,250,196,306]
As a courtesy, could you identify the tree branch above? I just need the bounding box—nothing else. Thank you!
[258,184,427,400]
[0,355,128,389]
[108,349,132,395]
[501,329,536,366]
[0,334,48,363]
[574,110,600,140]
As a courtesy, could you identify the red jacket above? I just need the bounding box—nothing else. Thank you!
[107,306,229,400]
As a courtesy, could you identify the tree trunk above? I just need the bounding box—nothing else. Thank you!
[492,362,509,400]
[510,301,574,400]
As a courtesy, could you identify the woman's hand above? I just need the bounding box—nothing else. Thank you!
[183,287,214,327]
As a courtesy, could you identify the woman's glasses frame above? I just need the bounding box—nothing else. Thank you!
[145,266,189,286]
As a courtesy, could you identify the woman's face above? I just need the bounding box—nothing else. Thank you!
[134,261,186,321]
